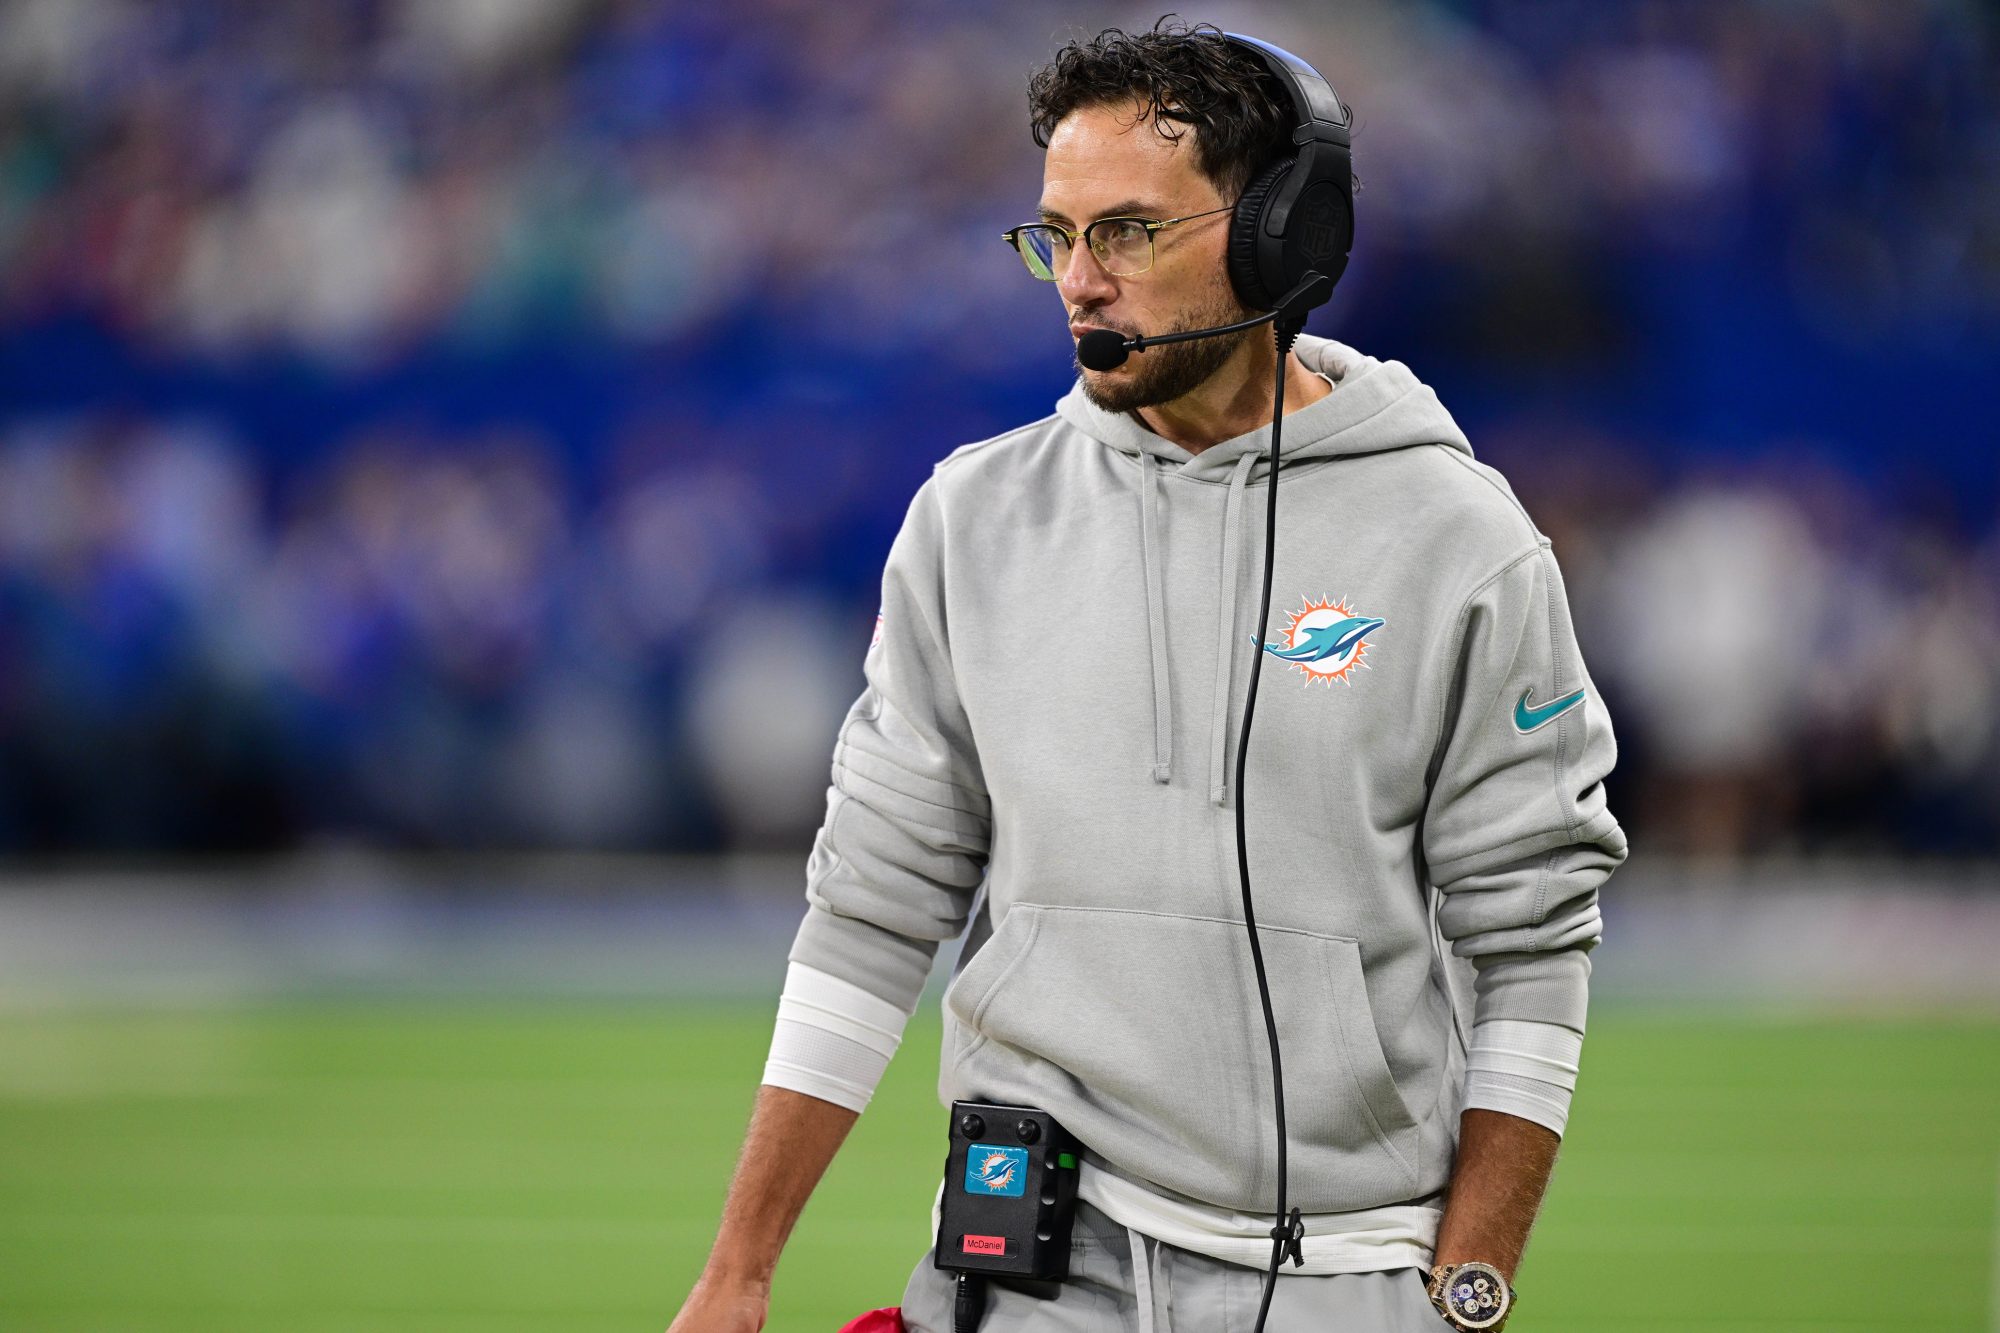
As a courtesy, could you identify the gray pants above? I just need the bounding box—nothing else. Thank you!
[900,1201,1443,1333]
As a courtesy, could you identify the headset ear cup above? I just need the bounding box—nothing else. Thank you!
[1228,158,1292,312]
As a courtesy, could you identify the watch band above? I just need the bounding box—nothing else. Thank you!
[1427,1260,1514,1330]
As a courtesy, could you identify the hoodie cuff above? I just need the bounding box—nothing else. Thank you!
[1470,945,1592,1030]
[788,897,938,1017]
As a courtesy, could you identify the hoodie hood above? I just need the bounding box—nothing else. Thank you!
[1054,333,1472,483]
[1053,332,1475,802]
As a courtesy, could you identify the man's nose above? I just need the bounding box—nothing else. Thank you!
[1056,241,1118,308]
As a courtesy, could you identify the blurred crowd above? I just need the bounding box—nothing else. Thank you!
[0,406,884,850]
[3,409,1994,857]
[0,0,1996,857]
[4,0,1997,362]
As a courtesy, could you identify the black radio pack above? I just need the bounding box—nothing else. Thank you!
[933,1100,1081,1282]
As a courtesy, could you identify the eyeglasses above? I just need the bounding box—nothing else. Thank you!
[1001,204,1234,280]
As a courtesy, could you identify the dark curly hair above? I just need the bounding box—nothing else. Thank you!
[1026,17,1304,200]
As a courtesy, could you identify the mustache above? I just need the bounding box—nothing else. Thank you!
[1070,312,1139,338]
[1071,303,1253,343]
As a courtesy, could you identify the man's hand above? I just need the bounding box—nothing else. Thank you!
[666,1085,861,1332]
[666,1275,770,1333]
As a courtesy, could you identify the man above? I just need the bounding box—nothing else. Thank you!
[670,21,1625,1333]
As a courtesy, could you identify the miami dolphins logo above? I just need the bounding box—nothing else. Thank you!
[972,1148,1021,1193]
[1255,595,1384,687]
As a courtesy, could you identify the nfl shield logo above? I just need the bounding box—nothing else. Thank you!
[1301,209,1338,263]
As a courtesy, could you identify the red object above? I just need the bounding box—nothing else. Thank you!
[836,1307,904,1333]
[961,1234,1006,1255]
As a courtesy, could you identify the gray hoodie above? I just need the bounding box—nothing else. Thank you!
[789,333,1627,1214]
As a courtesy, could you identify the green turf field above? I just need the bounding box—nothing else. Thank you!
[0,1005,1995,1331]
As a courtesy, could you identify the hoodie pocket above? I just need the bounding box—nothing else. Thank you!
[942,903,1420,1211]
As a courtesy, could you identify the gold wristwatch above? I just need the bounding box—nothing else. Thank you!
[1427,1260,1514,1330]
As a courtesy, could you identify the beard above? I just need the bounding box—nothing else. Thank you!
[1073,279,1259,415]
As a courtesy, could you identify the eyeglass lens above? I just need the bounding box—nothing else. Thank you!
[1017,219,1153,280]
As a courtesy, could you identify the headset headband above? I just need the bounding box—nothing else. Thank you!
[1221,33,1350,147]
[1221,33,1350,241]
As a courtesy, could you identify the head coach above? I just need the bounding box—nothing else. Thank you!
[670,18,1627,1333]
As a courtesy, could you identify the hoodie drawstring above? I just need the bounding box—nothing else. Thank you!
[1208,452,1257,806]
[1126,1225,1160,1333]
[1138,452,1173,784]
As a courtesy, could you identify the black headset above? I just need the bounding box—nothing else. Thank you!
[1220,32,1354,316]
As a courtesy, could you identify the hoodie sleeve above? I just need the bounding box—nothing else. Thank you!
[781,476,991,1027]
[1423,542,1627,1035]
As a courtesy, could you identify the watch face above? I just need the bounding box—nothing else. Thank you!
[1442,1262,1510,1329]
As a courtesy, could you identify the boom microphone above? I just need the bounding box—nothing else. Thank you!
[1073,273,1334,372]
[1075,328,1137,372]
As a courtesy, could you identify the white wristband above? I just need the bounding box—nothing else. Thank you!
[1461,1019,1581,1137]
[761,961,914,1113]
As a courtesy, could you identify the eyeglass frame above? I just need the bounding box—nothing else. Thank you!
[1001,203,1236,279]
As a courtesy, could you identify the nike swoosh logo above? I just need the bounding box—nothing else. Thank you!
[1515,686,1587,733]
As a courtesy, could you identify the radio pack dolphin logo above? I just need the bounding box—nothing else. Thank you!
[965,1144,1027,1197]
[1255,595,1384,687]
